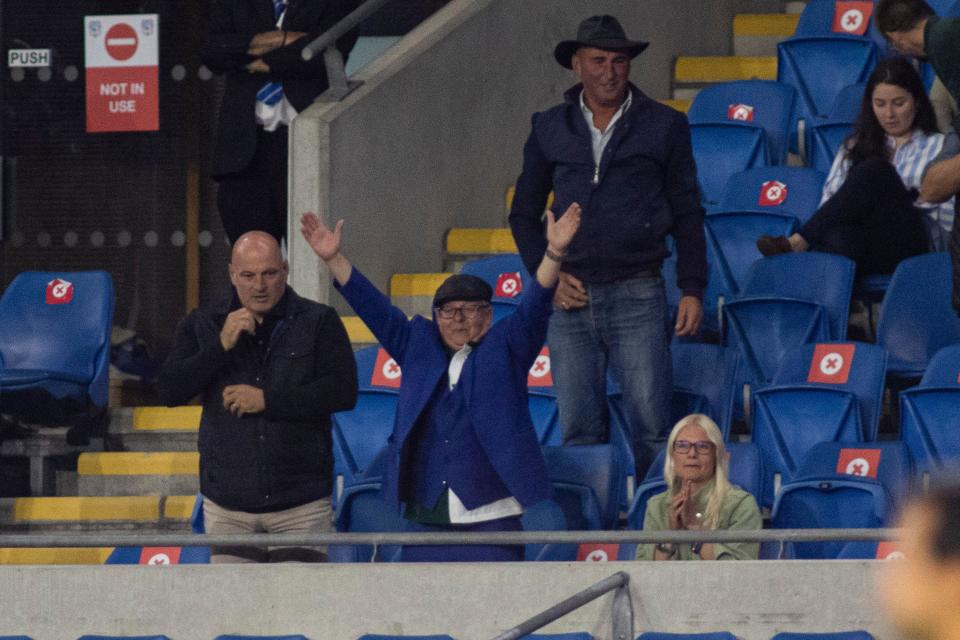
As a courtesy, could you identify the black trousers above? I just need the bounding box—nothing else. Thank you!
[215,125,289,244]
[799,156,928,275]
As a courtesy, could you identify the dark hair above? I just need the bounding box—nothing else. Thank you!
[845,57,939,166]
[876,0,935,34]
[919,484,960,560]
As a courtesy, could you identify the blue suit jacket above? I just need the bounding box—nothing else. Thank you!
[336,268,554,512]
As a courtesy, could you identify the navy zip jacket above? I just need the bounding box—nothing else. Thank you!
[157,287,357,512]
[509,83,707,298]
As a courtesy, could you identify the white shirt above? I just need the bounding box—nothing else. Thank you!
[580,90,633,181]
[254,4,297,131]
[820,129,956,250]
[443,344,523,524]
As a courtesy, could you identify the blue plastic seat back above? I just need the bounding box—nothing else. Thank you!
[215,636,308,640]
[752,387,863,507]
[929,0,960,14]
[771,478,889,558]
[717,166,826,223]
[354,346,403,393]
[900,387,960,479]
[626,478,668,530]
[794,0,889,50]
[671,343,740,438]
[0,271,115,408]
[542,444,622,530]
[521,497,577,561]
[770,342,888,440]
[876,253,960,379]
[460,254,531,304]
[792,441,914,506]
[491,300,520,324]
[687,80,798,164]
[332,391,397,481]
[777,36,879,132]
[78,637,171,640]
[807,120,855,173]
[637,632,738,640]
[828,82,868,120]
[606,399,638,510]
[705,212,798,299]
[332,482,405,563]
[740,253,855,340]
[690,122,770,205]
[771,631,875,640]
[723,298,832,385]
[920,343,960,386]
[522,635,594,640]
[104,546,210,564]
[358,636,455,640]
[529,395,561,446]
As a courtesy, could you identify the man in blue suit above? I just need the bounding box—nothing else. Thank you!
[300,205,581,561]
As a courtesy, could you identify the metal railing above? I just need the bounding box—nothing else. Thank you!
[0,528,901,548]
[492,571,632,640]
[300,0,395,102]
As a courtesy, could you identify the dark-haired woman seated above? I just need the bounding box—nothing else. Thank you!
[758,57,956,274]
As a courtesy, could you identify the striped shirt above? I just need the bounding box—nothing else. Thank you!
[821,130,956,251]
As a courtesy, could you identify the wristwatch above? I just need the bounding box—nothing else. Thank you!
[655,542,677,557]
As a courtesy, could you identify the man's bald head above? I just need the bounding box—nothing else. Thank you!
[229,231,288,318]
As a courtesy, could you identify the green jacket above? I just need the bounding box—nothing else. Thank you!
[635,483,762,561]
[925,16,960,104]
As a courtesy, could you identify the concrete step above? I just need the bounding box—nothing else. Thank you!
[672,55,777,100]
[733,13,798,56]
[0,495,193,532]
[107,406,199,452]
[389,272,452,318]
[76,451,199,496]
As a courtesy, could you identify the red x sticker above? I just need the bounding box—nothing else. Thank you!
[577,543,619,562]
[495,272,522,298]
[45,278,74,305]
[370,348,402,388]
[139,547,182,565]
[528,346,553,387]
[832,1,873,35]
[727,103,755,122]
[758,180,788,206]
[836,448,882,479]
[876,541,905,560]
[807,343,856,384]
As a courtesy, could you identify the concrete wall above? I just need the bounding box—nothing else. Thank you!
[0,560,894,640]
[288,0,781,308]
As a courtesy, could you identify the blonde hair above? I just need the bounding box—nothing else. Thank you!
[663,414,731,530]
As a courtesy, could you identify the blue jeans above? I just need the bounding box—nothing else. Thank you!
[548,274,672,477]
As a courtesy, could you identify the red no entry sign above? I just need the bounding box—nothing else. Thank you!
[104,23,138,61]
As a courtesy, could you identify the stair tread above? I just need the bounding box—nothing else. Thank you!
[77,451,199,476]
[733,13,799,37]
[674,56,777,83]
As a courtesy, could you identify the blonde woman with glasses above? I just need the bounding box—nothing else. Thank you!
[636,414,761,561]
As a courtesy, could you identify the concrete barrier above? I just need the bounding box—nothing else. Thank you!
[0,560,894,640]
[288,0,780,308]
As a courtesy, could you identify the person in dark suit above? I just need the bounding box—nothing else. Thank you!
[299,205,581,561]
[202,0,359,243]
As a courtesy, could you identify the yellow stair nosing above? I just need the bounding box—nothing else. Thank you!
[133,406,201,431]
[660,99,692,113]
[733,13,800,37]
[342,316,376,343]
[674,56,778,83]
[0,548,114,564]
[77,451,200,476]
[389,273,452,297]
[163,495,199,520]
[505,187,554,213]
[446,228,518,255]
[13,496,160,522]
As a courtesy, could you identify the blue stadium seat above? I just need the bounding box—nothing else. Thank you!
[332,391,397,493]
[771,631,875,640]
[792,441,914,504]
[690,122,770,205]
[930,0,960,15]
[671,343,740,438]
[807,120,855,173]
[827,82,868,121]
[77,637,171,640]
[777,36,878,152]
[354,346,402,393]
[705,212,798,299]
[460,254,531,305]
[717,166,826,223]
[527,347,561,445]
[920,344,960,385]
[542,445,622,530]
[215,636,308,640]
[105,546,210,564]
[0,271,114,426]
[794,0,889,52]
[900,385,960,482]
[523,635,593,639]
[637,633,737,640]
[358,636,455,640]
[876,253,960,380]
[491,299,520,323]
[687,80,798,164]
[605,399,638,509]
[771,474,890,558]
[521,497,577,561]
[765,342,888,439]
[330,481,404,563]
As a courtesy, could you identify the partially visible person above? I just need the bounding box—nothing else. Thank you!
[879,484,960,640]
[202,0,359,243]
[300,204,581,562]
[157,231,357,563]
[757,58,956,272]
[509,15,706,479]
[636,414,761,561]
[930,76,958,134]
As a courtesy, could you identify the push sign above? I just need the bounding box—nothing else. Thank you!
[8,49,51,68]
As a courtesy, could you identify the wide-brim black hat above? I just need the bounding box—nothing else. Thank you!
[554,15,649,69]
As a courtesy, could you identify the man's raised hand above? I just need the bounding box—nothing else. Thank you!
[300,213,344,261]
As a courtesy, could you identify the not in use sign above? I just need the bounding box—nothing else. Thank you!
[84,14,159,133]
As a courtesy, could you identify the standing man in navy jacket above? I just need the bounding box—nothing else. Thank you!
[300,205,581,561]
[509,15,707,478]
[202,0,358,243]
